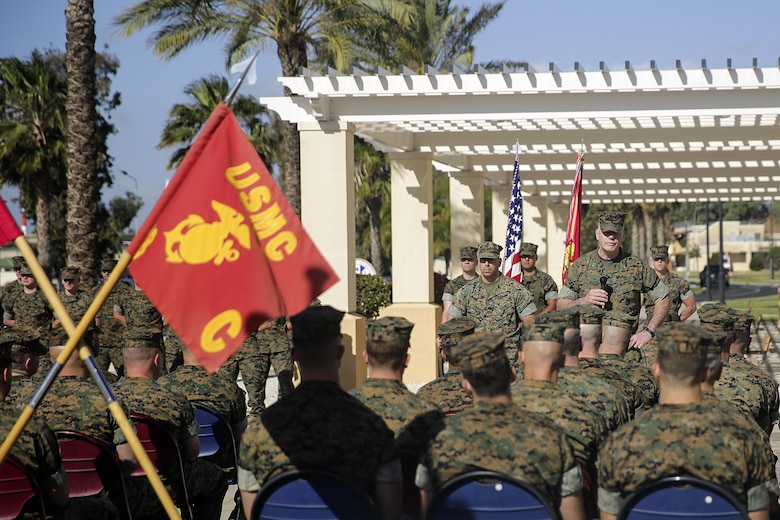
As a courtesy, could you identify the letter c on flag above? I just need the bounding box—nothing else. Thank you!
[201,310,242,353]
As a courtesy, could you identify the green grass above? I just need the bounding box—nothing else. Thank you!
[687,269,779,321]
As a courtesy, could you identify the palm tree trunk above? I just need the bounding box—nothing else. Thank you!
[631,206,642,257]
[643,210,652,260]
[367,196,384,276]
[65,0,99,287]
[277,43,307,217]
[33,182,52,275]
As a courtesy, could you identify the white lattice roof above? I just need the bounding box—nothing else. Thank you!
[261,60,780,203]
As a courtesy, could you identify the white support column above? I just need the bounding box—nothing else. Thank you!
[449,172,484,277]
[389,152,434,303]
[299,121,356,310]
[491,186,510,245]
[385,152,439,386]
[299,121,365,390]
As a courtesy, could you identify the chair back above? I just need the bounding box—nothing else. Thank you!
[55,430,133,520]
[0,454,46,520]
[130,413,193,519]
[250,468,377,520]
[426,470,558,520]
[192,402,237,473]
[617,475,748,520]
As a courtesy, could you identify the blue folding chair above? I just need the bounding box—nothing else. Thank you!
[617,475,748,520]
[426,470,558,520]
[250,468,378,520]
[192,402,238,476]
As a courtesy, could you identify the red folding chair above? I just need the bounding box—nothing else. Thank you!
[130,413,193,520]
[56,430,133,520]
[0,454,47,520]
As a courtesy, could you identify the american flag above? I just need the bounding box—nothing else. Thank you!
[562,151,585,283]
[503,141,523,282]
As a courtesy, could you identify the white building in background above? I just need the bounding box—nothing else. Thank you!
[672,220,777,275]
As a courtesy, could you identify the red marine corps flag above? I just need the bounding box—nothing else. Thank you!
[127,103,339,372]
[0,199,22,245]
[562,150,584,283]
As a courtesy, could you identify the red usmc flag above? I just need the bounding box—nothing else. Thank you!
[127,103,338,372]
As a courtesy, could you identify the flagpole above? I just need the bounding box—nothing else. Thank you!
[224,50,261,106]
[0,247,182,519]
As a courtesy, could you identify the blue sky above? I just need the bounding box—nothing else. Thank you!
[1,0,779,227]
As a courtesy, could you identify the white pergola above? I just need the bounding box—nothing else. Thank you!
[261,59,780,386]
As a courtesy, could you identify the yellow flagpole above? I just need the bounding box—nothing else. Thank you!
[0,245,181,519]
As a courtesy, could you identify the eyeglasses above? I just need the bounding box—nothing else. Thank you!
[63,278,76,283]
[20,274,33,278]
[520,255,533,259]
[479,258,494,263]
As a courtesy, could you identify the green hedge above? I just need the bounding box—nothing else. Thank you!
[356,275,391,319]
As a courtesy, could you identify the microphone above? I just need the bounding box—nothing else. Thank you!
[600,276,612,310]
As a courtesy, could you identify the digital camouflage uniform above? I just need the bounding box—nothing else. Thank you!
[96,276,131,376]
[598,401,775,514]
[162,324,184,373]
[511,378,608,465]
[417,401,582,508]
[598,353,658,409]
[159,363,247,432]
[238,380,398,495]
[729,353,780,426]
[557,365,631,430]
[450,276,536,362]
[111,376,228,520]
[50,289,95,347]
[441,246,478,304]
[521,269,558,315]
[236,318,294,415]
[351,379,445,459]
[416,367,473,414]
[0,256,24,313]
[558,248,668,331]
[579,357,642,415]
[4,273,54,377]
[644,271,693,323]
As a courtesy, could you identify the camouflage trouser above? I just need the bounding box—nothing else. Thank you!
[238,339,294,414]
[163,327,183,374]
[125,458,228,520]
[95,344,125,378]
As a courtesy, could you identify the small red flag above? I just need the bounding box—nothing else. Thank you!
[127,103,339,372]
[0,199,22,245]
[562,152,584,284]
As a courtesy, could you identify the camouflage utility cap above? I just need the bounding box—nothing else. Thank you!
[437,318,477,349]
[11,256,24,270]
[452,331,506,371]
[598,211,626,233]
[535,308,580,329]
[124,328,163,349]
[579,305,607,325]
[656,322,712,354]
[603,310,635,330]
[477,241,502,260]
[291,305,344,343]
[61,266,80,280]
[459,246,478,261]
[101,258,118,271]
[697,303,735,330]
[368,316,414,344]
[522,323,565,343]
[650,246,668,260]
[19,265,32,276]
[732,310,754,333]
[519,243,538,256]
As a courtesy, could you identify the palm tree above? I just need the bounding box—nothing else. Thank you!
[350,0,505,271]
[354,136,390,275]
[158,75,282,172]
[351,0,505,73]
[113,0,368,216]
[65,0,100,285]
[0,53,68,274]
